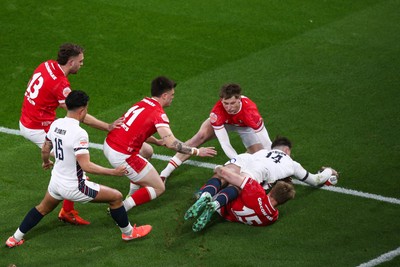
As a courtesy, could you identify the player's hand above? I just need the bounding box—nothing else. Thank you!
[42,160,54,170]
[109,117,124,131]
[198,147,217,157]
[114,164,127,176]
[320,166,340,178]
[214,165,223,173]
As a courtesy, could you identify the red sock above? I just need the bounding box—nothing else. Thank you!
[131,187,152,206]
[62,200,74,212]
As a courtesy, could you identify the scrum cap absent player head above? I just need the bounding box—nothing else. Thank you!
[151,76,177,97]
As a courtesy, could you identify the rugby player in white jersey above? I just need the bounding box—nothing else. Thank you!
[184,136,339,231]
[6,90,151,248]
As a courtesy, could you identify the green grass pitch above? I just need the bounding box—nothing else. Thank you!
[0,0,399,266]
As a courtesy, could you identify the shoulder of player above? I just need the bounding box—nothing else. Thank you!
[240,96,259,108]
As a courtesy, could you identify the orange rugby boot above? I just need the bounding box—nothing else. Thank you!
[5,236,25,248]
[58,208,90,225]
[121,224,152,241]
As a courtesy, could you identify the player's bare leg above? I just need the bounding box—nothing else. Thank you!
[123,167,165,211]
[160,119,216,180]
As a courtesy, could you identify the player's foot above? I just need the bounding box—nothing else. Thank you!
[160,176,166,183]
[193,189,202,200]
[58,208,90,225]
[5,236,24,248]
[122,225,152,241]
[184,192,212,220]
[192,201,217,232]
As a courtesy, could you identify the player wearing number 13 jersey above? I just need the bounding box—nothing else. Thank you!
[18,43,124,226]
[20,59,71,132]
[103,76,217,214]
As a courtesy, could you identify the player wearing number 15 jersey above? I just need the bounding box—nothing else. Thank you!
[103,76,217,214]
[18,43,123,225]
[6,90,151,248]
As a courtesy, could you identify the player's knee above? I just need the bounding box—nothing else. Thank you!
[155,182,166,196]
[109,189,124,205]
[139,143,154,160]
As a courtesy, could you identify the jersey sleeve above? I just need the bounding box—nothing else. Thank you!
[241,103,264,130]
[292,161,309,181]
[292,161,332,186]
[209,101,226,128]
[49,60,71,104]
[154,112,170,129]
[73,129,90,155]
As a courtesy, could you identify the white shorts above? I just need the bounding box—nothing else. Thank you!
[225,125,260,148]
[103,140,153,183]
[224,153,267,184]
[48,178,100,203]
[19,121,46,148]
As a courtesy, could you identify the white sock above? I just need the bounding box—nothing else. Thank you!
[123,197,136,212]
[128,182,140,195]
[120,223,133,235]
[13,228,25,241]
[201,192,211,199]
[160,156,182,178]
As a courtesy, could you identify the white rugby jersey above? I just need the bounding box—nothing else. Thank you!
[228,149,308,185]
[46,117,89,190]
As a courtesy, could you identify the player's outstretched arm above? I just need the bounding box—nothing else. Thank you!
[293,162,339,187]
[158,127,217,157]
[213,127,237,159]
[76,153,126,176]
[82,114,124,132]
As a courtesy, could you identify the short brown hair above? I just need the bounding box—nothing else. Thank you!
[269,181,295,206]
[151,76,176,97]
[219,83,241,99]
[271,136,292,150]
[57,43,84,65]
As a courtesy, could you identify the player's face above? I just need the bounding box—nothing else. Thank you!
[69,53,84,74]
[79,105,88,122]
[163,89,175,107]
[221,96,241,114]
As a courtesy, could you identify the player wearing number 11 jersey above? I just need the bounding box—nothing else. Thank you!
[103,76,217,214]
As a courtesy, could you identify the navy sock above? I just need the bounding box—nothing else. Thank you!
[110,206,129,228]
[202,178,222,197]
[215,186,239,207]
[19,207,44,234]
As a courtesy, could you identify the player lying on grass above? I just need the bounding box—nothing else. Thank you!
[160,83,272,181]
[6,91,151,248]
[184,136,339,231]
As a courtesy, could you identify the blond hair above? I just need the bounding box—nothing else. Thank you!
[269,181,295,206]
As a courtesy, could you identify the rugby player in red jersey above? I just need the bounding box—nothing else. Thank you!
[19,43,123,225]
[103,76,217,212]
[160,83,272,181]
